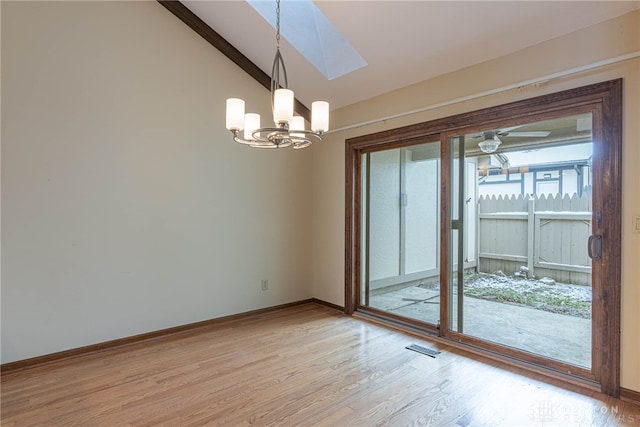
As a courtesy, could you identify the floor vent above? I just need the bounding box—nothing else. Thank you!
[405,343,441,358]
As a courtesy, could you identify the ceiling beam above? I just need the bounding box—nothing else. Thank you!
[157,1,311,121]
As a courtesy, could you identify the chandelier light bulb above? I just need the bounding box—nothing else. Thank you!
[311,101,329,132]
[273,89,294,125]
[244,113,260,141]
[226,98,245,131]
[290,116,305,131]
[291,116,305,138]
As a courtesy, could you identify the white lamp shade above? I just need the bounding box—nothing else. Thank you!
[290,115,305,138]
[243,113,260,140]
[226,98,245,131]
[273,89,294,125]
[291,116,305,131]
[311,101,329,132]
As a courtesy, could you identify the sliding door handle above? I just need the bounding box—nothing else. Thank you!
[588,234,602,260]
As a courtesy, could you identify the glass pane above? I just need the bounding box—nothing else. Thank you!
[449,136,463,333]
[362,141,441,326]
[450,114,593,369]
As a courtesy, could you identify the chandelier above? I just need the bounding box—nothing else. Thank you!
[225,0,329,149]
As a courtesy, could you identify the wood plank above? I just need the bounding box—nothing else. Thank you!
[479,212,528,219]
[479,252,528,263]
[2,304,638,426]
[535,260,591,274]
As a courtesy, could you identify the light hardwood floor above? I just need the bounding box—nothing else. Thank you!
[2,303,639,426]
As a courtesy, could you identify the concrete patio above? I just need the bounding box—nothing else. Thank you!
[369,285,591,368]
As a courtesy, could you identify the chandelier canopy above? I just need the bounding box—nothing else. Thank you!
[225,0,329,149]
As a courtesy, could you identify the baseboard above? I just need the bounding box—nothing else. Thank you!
[621,387,640,406]
[311,298,345,312]
[1,299,314,375]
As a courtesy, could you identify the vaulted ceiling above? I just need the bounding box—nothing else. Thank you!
[177,1,639,111]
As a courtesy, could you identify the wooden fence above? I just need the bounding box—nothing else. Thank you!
[478,193,592,285]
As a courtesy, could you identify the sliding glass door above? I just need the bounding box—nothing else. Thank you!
[346,80,622,396]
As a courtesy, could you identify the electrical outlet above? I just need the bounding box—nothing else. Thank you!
[261,279,269,291]
[634,215,640,234]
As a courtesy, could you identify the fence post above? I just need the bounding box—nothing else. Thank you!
[527,197,535,278]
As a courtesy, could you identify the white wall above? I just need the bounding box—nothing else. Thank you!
[312,10,640,391]
[1,1,313,363]
[368,149,400,280]
[404,155,439,274]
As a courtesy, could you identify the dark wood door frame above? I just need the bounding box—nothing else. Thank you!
[345,79,622,397]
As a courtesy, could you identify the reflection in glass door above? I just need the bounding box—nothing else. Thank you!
[449,114,593,369]
[361,141,441,326]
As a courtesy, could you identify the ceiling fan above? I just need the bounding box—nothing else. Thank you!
[473,127,551,153]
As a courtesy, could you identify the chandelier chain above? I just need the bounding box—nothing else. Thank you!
[275,0,281,50]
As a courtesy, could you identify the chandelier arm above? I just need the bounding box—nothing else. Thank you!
[232,130,272,146]
[293,141,312,149]
[252,127,322,142]
[232,129,319,150]
[271,49,289,96]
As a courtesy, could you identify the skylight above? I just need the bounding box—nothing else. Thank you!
[247,0,367,80]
